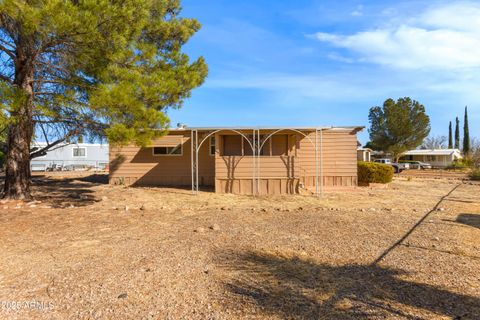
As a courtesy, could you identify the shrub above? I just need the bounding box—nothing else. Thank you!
[446,159,471,170]
[0,151,4,169]
[470,169,480,181]
[358,161,394,184]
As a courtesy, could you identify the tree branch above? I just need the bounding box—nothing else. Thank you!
[30,129,80,159]
[0,42,15,61]
[0,73,12,84]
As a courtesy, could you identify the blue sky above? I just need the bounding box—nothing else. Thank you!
[168,0,480,144]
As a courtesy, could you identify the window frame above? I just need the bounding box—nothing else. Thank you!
[209,136,216,156]
[152,144,183,156]
[72,147,87,158]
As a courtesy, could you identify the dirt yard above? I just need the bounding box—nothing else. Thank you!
[0,173,479,319]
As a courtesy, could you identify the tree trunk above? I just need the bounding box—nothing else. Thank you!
[2,66,34,200]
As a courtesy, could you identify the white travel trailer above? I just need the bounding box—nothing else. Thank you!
[30,142,109,172]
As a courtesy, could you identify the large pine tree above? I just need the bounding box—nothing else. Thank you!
[0,0,208,199]
[463,106,470,155]
[454,117,460,149]
[448,121,453,149]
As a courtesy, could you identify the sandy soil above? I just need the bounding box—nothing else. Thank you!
[0,173,479,319]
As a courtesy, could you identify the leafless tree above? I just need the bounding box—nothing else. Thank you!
[421,135,447,149]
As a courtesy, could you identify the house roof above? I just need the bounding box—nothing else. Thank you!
[169,126,365,133]
[404,149,462,156]
[32,142,108,147]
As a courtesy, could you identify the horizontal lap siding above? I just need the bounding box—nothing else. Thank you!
[109,133,214,186]
[297,130,358,187]
[215,156,298,178]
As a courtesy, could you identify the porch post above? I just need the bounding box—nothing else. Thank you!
[320,129,324,197]
[252,129,256,196]
[315,129,319,197]
[191,130,195,194]
[195,130,199,193]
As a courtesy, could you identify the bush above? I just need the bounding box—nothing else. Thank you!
[470,169,480,181]
[446,159,471,170]
[358,161,394,184]
[0,151,4,169]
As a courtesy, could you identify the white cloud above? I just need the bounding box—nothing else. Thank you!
[314,2,480,70]
[351,5,364,17]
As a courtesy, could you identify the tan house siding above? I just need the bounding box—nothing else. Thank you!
[214,132,300,194]
[297,130,358,188]
[109,133,215,186]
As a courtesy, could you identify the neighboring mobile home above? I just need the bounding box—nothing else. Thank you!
[31,142,109,171]
[357,147,372,162]
[109,126,363,195]
[401,149,463,168]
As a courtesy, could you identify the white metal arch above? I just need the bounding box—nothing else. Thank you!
[256,128,323,197]
[191,128,324,197]
[191,129,257,195]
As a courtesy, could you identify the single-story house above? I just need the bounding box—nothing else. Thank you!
[109,126,364,196]
[401,149,463,168]
[30,142,109,171]
[357,147,372,162]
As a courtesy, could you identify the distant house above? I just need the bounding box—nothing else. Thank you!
[357,147,372,162]
[401,149,462,168]
[30,142,109,172]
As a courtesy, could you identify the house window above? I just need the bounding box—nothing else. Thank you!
[426,155,436,161]
[209,137,216,156]
[152,145,182,156]
[73,147,86,157]
[271,135,288,156]
[222,135,243,156]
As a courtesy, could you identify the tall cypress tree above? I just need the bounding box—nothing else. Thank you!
[448,121,453,148]
[463,106,470,155]
[455,117,460,149]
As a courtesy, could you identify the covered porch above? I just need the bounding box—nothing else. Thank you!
[190,127,326,196]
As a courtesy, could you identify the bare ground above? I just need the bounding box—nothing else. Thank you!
[0,173,479,319]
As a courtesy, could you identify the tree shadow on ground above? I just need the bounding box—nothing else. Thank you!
[217,250,479,319]
[28,174,107,208]
[456,214,480,229]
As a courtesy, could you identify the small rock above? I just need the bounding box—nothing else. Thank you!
[209,224,220,231]
[360,208,366,212]
[428,219,434,223]
[101,196,108,201]
[297,207,304,211]
[194,227,206,233]
[29,204,37,208]
[437,207,446,211]
[124,205,129,211]
[261,208,267,212]
[117,293,128,299]
[69,204,75,208]
[220,207,227,211]
[433,237,440,241]
[139,204,146,211]
[370,208,376,212]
